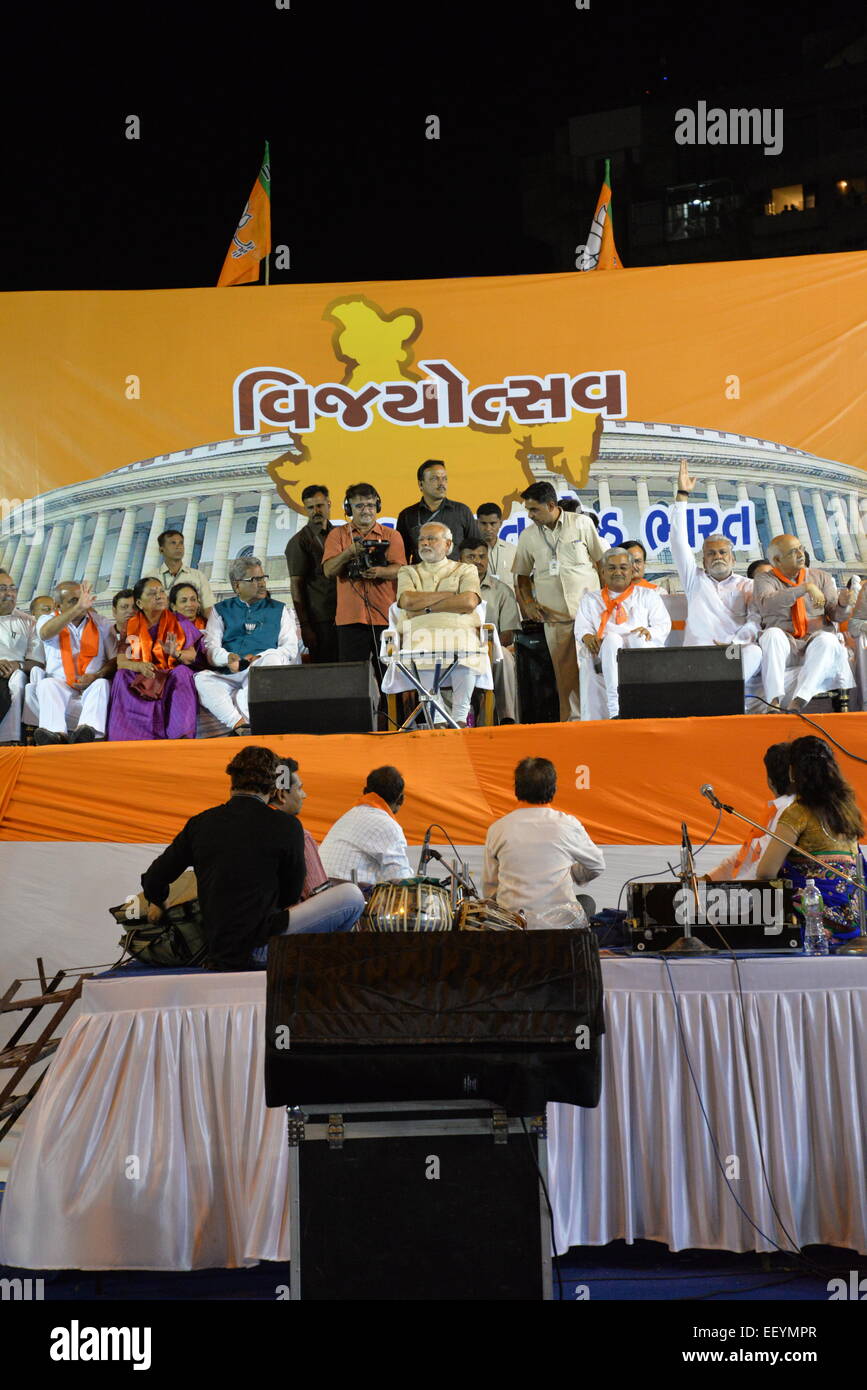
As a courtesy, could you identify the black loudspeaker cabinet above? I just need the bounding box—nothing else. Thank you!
[618,644,744,719]
[248,661,379,735]
[514,623,560,724]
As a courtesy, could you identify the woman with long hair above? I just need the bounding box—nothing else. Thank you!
[755,735,865,945]
[107,577,206,740]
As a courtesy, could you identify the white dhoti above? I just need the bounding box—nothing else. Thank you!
[37,676,110,734]
[758,628,854,705]
[0,669,27,743]
[195,648,293,730]
[579,631,665,720]
[23,666,44,728]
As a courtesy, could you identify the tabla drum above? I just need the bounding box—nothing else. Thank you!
[356,877,454,933]
[454,897,527,932]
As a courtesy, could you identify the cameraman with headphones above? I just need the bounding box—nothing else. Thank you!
[322,482,407,664]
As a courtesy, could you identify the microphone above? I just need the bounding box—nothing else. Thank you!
[700,784,734,813]
[680,820,690,878]
[419,825,433,873]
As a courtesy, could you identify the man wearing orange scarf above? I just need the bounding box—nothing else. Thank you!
[574,549,671,719]
[753,534,854,712]
[33,580,113,744]
[319,766,412,884]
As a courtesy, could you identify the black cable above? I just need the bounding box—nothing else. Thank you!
[751,693,867,765]
[519,1116,563,1301]
[425,822,478,894]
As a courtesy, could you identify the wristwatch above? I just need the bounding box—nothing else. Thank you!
[424,606,432,614]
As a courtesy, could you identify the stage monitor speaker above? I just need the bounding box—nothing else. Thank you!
[617,644,744,719]
[248,661,379,735]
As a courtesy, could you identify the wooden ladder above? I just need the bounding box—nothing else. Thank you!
[0,959,91,1141]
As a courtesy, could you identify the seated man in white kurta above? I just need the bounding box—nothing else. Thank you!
[575,548,672,720]
[196,556,301,734]
[670,459,763,694]
[0,570,45,745]
[34,580,114,743]
[395,522,482,728]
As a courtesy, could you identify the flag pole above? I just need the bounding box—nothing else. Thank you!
[264,138,270,286]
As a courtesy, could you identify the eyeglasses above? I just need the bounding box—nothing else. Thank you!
[239,575,269,582]
[0,585,18,594]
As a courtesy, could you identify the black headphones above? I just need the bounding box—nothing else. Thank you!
[343,487,382,518]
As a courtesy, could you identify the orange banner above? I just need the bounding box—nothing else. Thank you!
[2,252,867,512]
[1,716,865,846]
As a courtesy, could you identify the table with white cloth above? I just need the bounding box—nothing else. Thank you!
[1,957,865,1271]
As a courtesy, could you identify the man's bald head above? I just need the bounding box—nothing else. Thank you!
[53,581,81,611]
[768,534,806,578]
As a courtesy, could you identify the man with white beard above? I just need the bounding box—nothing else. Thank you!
[671,459,763,694]
[574,548,671,719]
[395,522,482,727]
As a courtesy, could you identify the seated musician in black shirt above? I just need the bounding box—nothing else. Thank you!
[142,745,356,970]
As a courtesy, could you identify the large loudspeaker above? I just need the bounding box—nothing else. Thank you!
[514,623,559,724]
[248,661,379,735]
[618,645,744,719]
[265,931,604,1113]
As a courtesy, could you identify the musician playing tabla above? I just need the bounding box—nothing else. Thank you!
[396,522,482,728]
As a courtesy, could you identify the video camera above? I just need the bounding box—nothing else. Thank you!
[347,536,391,579]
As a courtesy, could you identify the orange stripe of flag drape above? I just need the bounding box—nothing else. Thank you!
[578,157,623,271]
[2,715,866,847]
[217,142,272,287]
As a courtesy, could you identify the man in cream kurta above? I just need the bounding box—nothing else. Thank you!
[512,482,605,721]
[396,522,481,726]
[575,548,672,719]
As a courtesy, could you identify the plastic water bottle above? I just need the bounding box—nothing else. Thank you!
[802,879,828,957]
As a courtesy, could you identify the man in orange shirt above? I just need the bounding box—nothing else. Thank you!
[322,483,407,668]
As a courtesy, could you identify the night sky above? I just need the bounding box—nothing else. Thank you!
[0,0,860,290]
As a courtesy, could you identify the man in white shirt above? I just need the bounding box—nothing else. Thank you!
[672,460,763,692]
[155,529,215,616]
[0,570,45,744]
[483,757,604,929]
[319,766,413,884]
[196,557,302,734]
[34,580,114,743]
[512,482,605,721]
[708,741,794,881]
[475,503,516,592]
[575,549,672,719]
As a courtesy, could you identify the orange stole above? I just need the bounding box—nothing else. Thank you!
[125,610,187,668]
[58,615,100,687]
[596,583,637,639]
[771,566,808,638]
[354,790,399,822]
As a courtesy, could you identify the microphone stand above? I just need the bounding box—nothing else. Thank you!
[705,793,867,957]
[664,823,714,955]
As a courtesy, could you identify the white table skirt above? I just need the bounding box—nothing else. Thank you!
[1,958,866,1270]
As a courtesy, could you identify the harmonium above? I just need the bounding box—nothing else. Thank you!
[627,879,801,953]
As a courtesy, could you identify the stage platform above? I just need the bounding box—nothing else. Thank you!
[2,712,866,994]
[2,712,865,847]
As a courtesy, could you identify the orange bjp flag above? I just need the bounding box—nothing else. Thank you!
[578,158,623,271]
[217,142,271,286]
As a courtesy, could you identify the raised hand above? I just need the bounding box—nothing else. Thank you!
[78,580,96,612]
[677,458,696,494]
